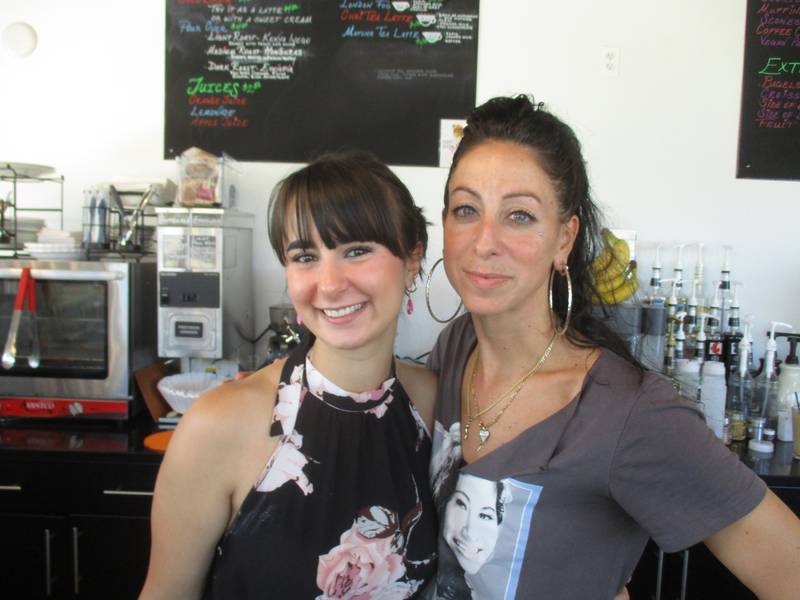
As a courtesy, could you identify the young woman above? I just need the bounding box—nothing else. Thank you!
[426,95,800,599]
[140,150,438,599]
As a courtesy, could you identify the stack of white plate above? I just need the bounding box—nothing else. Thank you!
[1,216,45,248]
[25,228,83,260]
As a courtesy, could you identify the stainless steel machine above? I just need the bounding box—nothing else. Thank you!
[156,207,253,360]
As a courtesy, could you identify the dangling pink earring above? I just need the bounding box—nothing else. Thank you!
[295,311,302,326]
[405,280,417,315]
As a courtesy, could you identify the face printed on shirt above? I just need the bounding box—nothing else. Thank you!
[442,473,504,574]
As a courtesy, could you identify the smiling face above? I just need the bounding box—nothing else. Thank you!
[443,140,578,322]
[284,215,419,354]
[443,474,502,575]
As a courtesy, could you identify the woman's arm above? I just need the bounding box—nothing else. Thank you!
[139,387,243,600]
[704,489,800,600]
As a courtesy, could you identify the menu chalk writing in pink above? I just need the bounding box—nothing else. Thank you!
[737,0,800,180]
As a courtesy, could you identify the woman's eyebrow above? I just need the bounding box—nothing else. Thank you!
[286,239,313,252]
[503,191,542,205]
[450,185,543,205]
[453,490,470,502]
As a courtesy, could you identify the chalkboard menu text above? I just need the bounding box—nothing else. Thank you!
[737,0,800,180]
[165,0,480,166]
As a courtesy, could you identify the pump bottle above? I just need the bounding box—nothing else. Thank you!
[722,283,743,381]
[671,244,687,313]
[695,313,710,364]
[776,333,800,441]
[726,323,753,442]
[647,245,665,307]
[685,281,700,357]
[691,242,705,309]
[752,322,793,438]
[673,312,687,362]
[719,246,733,334]
[705,282,723,362]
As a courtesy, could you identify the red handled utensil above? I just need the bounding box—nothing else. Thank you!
[1,267,39,369]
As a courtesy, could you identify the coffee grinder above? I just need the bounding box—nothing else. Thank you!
[156,207,254,370]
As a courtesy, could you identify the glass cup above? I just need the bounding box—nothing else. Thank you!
[792,407,800,460]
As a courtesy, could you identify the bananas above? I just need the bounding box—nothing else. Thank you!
[591,229,639,304]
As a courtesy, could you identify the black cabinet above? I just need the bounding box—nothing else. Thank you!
[0,421,161,599]
[629,443,800,600]
[0,514,68,598]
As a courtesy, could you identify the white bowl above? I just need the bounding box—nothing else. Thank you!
[157,372,224,414]
[416,14,436,26]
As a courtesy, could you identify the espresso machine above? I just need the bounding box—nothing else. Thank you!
[156,207,253,366]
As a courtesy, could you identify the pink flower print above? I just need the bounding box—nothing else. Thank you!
[407,402,429,451]
[289,363,304,385]
[272,371,306,434]
[351,379,395,419]
[365,391,393,419]
[256,432,314,496]
[316,507,407,599]
[373,580,424,600]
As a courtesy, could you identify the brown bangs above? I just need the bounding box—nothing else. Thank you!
[268,151,425,265]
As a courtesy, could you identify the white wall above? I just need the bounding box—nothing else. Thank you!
[1,1,798,363]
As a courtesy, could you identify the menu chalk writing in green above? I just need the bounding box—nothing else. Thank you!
[165,0,480,166]
[737,0,800,180]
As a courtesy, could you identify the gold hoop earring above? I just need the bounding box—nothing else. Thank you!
[548,264,572,336]
[425,258,463,324]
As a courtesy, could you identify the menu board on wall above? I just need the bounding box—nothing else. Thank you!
[164,0,479,166]
[736,0,800,180]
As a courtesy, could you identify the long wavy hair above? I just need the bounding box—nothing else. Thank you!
[445,95,637,365]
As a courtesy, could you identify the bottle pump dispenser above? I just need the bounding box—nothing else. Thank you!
[749,321,793,453]
[776,332,800,441]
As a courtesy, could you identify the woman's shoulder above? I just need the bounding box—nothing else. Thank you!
[396,360,437,432]
[428,314,475,373]
[585,349,676,405]
[177,359,286,448]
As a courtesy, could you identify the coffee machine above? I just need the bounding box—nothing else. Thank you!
[156,207,253,362]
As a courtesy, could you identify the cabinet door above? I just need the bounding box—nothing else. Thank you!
[70,514,151,600]
[0,513,70,599]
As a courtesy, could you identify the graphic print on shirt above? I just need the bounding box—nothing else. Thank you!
[316,503,428,600]
[255,355,434,599]
[430,421,544,600]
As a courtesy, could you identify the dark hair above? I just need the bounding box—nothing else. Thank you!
[494,481,507,525]
[445,95,637,365]
[268,149,428,265]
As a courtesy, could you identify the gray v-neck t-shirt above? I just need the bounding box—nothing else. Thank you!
[426,315,765,600]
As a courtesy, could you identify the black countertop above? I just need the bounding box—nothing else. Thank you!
[733,439,800,487]
[0,410,162,464]
[0,415,798,487]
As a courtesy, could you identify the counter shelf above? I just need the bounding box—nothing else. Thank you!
[0,164,65,258]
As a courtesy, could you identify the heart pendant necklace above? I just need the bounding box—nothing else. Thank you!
[465,332,558,452]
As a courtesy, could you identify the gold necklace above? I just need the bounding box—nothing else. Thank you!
[464,332,558,452]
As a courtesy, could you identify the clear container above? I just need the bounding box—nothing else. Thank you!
[641,305,667,372]
[701,361,727,440]
[675,360,701,404]
[726,367,753,442]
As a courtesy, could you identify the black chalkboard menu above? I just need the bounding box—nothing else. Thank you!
[737,0,800,180]
[165,0,479,166]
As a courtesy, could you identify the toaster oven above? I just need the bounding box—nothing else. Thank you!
[0,258,157,419]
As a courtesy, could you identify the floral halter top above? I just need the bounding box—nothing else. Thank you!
[202,338,437,599]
